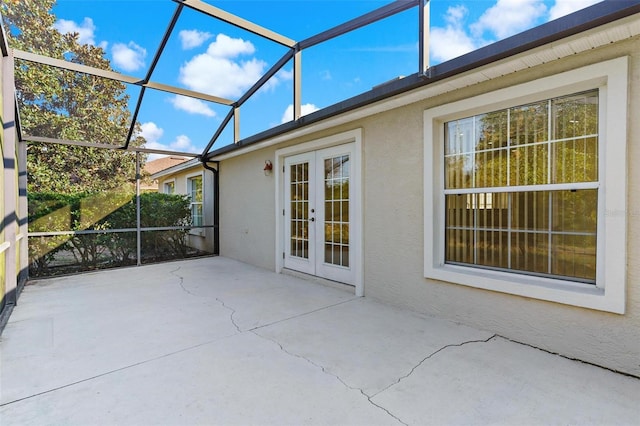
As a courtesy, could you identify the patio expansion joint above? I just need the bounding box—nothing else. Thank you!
[251,329,409,426]
[0,336,234,408]
[248,296,361,333]
[370,333,499,399]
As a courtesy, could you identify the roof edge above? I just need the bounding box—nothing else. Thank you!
[208,0,640,159]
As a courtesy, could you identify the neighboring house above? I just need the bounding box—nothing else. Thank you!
[151,158,215,254]
[141,156,189,192]
[207,4,640,377]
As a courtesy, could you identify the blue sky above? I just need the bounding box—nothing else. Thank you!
[50,0,600,157]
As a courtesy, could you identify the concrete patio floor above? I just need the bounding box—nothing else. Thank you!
[1,257,639,425]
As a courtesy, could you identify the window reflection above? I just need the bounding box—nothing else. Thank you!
[444,90,599,283]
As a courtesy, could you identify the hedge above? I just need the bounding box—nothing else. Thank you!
[28,191,194,276]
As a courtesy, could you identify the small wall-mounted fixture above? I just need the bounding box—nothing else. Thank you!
[264,160,273,176]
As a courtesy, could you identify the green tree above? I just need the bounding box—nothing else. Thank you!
[1,0,146,194]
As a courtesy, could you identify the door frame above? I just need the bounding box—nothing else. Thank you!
[275,129,363,296]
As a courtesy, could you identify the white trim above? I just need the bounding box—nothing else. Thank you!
[443,181,599,195]
[424,56,628,314]
[162,178,176,194]
[276,129,364,296]
[187,172,204,235]
[184,170,203,181]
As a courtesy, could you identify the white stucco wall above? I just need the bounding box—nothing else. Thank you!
[219,150,278,270]
[218,35,640,376]
[156,166,215,254]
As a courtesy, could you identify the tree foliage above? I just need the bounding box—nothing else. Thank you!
[1,0,146,193]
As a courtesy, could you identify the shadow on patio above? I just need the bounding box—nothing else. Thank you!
[1,256,639,425]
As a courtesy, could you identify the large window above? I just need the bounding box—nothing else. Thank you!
[188,175,203,227]
[424,57,628,313]
[444,91,598,283]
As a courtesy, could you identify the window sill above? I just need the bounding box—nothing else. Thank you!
[426,263,623,314]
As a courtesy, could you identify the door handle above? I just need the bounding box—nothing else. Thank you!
[309,217,315,222]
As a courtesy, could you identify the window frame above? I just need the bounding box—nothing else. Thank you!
[163,179,176,195]
[424,57,628,314]
[186,172,204,231]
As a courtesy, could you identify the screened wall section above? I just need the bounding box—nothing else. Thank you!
[27,146,216,277]
[443,90,599,283]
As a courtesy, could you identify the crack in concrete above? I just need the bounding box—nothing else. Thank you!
[170,267,241,333]
[495,334,640,380]
[151,269,500,423]
[215,296,241,333]
[169,266,197,297]
[252,331,498,425]
[370,334,498,399]
[252,330,409,426]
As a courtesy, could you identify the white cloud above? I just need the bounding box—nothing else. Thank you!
[277,69,294,81]
[179,33,291,99]
[430,0,565,63]
[261,68,294,93]
[140,121,199,159]
[170,135,195,151]
[280,103,320,124]
[112,42,146,72]
[140,122,164,143]
[169,95,216,117]
[430,6,478,62]
[471,0,547,39]
[548,0,600,20]
[206,33,255,58]
[54,17,98,46]
[179,29,213,49]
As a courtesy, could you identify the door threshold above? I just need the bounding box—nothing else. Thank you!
[282,268,356,294]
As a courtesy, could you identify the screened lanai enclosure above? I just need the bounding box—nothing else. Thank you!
[3,0,640,391]
[0,0,431,324]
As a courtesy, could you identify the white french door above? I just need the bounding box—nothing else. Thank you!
[283,144,355,285]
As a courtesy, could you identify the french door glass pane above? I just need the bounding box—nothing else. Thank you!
[324,155,349,267]
[290,163,309,259]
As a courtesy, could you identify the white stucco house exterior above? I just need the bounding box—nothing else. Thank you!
[2,0,639,382]
[203,3,640,377]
